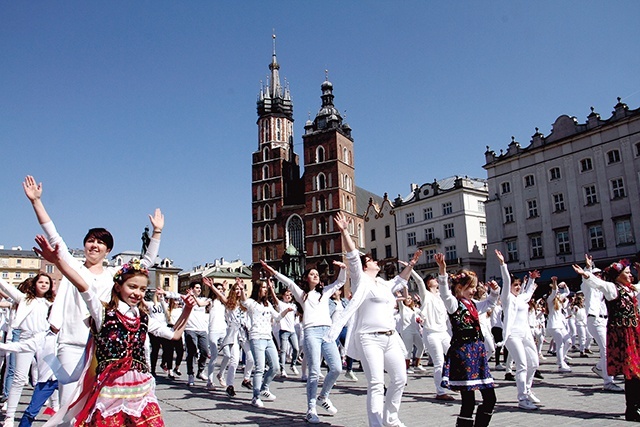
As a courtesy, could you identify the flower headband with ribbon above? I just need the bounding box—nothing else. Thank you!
[113,259,148,283]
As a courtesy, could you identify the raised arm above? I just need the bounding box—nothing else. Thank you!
[22,176,52,226]
[34,235,89,293]
[334,211,356,252]
[399,249,421,282]
[0,277,24,303]
[435,253,458,314]
[323,260,347,296]
[168,294,196,340]
[203,277,228,305]
[141,209,163,268]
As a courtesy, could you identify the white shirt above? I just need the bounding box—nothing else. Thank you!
[241,298,283,340]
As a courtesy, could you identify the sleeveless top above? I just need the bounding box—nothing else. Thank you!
[606,282,639,328]
[93,308,149,375]
[449,298,483,344]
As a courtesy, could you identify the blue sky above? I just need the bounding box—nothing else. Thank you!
[2,1,639,270]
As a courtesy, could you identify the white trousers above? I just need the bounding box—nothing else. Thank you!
[550,327,571,369]
[360,333,407,427]
[423,330,451,395]
[586,316,614,384]
[4,349,35,420]
[504,331,539,401]
[223,339,254,386]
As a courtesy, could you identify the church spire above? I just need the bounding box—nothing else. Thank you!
[269,33,282,99]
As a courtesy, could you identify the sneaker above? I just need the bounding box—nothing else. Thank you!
[317,397,337,415]
[534,370,544,379]
[345,371,358,381]
[527,392,541,404]
[538,353,547,361]
[161,362,168,372]
[435,393,455,401]
[280,369,288,378]
[43,407,56,416]
[291,365,299,375]
[603,382,624,392]
[318,371,324,379]
[580,352,589,358]
[415,365,427,372]
[168,372,175,380]
[305,411,320,424]
[558,367,572,373]
[173,368,182,376]
[494,363,506,371]
[260,390,277,401]
[217,373,227,387]
[226,385,236,397]
[197,370,208,381]
[301,375,308,382]
[241,379,252,390]
[585,348,594,354]
[406,368,414,374]
[504,372,516,381]
[206,381,216,390]
[518,398,539,410]
[251,397,264,408]
[187,374,195,386]
[2,419,14,427]
[564,355,573,361]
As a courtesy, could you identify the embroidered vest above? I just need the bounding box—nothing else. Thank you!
[93,308,149,375]
[606,282,639,328]
[449,298,483,344]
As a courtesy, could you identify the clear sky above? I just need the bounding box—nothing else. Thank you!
[2,1,639,270]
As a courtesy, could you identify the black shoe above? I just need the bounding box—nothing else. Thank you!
[505,372,516,381]
[241,379,252,390]
[226,385,236,397]
[534,370,544,379]
[173,368,182,376]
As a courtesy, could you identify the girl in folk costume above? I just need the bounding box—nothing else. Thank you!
[573,260,640,422]
[34,236,195,427]
[436,253,499,427]
[0,274,55,427]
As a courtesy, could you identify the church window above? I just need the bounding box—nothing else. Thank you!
[262,165,269,180]
[317,173,327,190]
[316,146,325,163]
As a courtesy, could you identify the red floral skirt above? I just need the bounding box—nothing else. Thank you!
[81,402,164,427]
[607,323,640,380]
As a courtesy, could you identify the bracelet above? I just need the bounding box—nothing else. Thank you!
[153,230,162,234]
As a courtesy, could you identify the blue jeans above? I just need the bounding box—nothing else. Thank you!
[278,330,299,370]
[249,338,278,399]
[184,330,209,376]
[3,329,21,399]
[18,379,58,427]
[304,326,341,410]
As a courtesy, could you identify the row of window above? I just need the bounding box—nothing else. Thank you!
[1,271,37,279]
[500,149,631,194]
[408,246,457,264]
[404,201,486,226]
[504,178,628,223]
[404,221,487,247]
[503,218,634,262]
[370,225,392,241]
[260,118,293,146]
[370,245,393,261]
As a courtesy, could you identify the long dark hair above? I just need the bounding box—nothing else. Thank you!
[21,274,55,303]
[250,279,270,306]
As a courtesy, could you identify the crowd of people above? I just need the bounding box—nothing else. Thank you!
[0,177,638,426]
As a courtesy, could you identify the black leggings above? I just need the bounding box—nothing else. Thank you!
[460,388,497,418]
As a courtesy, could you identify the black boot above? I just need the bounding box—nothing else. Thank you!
[626,379,640,422]
[456,416,474,427]
[474,408,493,427]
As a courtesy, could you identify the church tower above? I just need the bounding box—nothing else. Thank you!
[251,36,304,280]
[301,74,363,270]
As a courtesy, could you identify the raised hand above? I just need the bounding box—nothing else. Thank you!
[260,260,277,276]
[22,176,42,202]
[333,212,349,231]
[486,280,499,292]
[33,235,59,263]
[434,253,446,275]
[495,249,505,265]
[332,260,346,270]
[529,270,541,280]
[203,277,214,289]
[149,208,164,233]
[584,254,593,269]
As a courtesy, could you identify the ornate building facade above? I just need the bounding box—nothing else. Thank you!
[251,41,364,282]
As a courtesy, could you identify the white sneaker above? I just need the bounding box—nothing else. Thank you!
[318,371,324,379]
[558,367,572,373]
[280,369,288,378]
[305,411,320,423]
[494,363,506,371]
[206,381,216,390]
[2,419,14,427]
[527,392,541,404]
[518,398,539,410]
[406,368,414,374]
[187,374,195,386]
[604,382,624,392]
[415,365,427,372]
[317,396,337,415]
[291,365,299,375]
[345,371,358,381]
[217,373,227,387]
[260,390,277,401]
[251,397,264,408]
[197,371,208,381]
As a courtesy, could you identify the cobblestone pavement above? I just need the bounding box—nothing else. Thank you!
[13,347,632,426]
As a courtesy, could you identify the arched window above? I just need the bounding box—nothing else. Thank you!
[263,184,270,199]
[264,225,272,241]
[343,147,349,164]
[264,205,271,220]
[262,146,269,161]
[286,215,304,253]
[346,196,353,213]
[276,118,282,141]
[317,173,327,190]
[319,218,328,234]
[318,196,326,212]
[320,240,327,255]
[262,165,269,180]
[316,146,325,163]
[257,206,262,221]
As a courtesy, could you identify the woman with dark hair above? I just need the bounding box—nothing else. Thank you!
[260,259,346,423]
[22,175,163,414]
[0,273,55,427]
[240,279,292,408]
[436,253,499,427]
[573,259,640,421]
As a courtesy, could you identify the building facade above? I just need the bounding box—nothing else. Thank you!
[0,246,41,288]
[483,99,640,283]
[251,40,364,282]
[394,176,489,285]
[362,193,398,278]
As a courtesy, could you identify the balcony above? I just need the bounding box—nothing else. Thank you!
[417,238,441,247]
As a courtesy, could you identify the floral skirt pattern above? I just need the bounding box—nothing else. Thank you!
[81,402,164,427]
[442,340,494,391]
[607,324,640,380]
